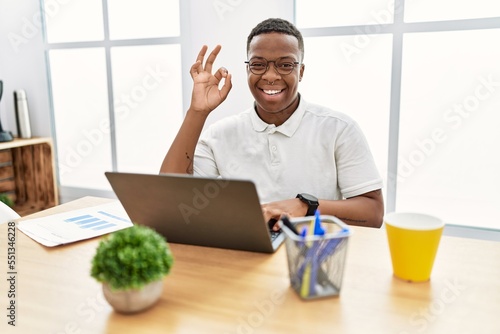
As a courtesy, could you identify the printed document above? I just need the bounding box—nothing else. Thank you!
[17,201,133,247]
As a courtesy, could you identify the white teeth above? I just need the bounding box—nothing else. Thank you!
[263,90,281,95]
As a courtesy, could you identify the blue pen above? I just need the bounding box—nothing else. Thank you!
[300,227,307,239]
[318,228,349,263]
[296,212,322,277]
[313,209,325,235]
[309,210,324,295]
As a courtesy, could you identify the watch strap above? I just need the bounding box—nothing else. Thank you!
[296,193,319,216]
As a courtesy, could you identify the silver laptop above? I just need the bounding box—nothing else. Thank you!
[105,172,284,253]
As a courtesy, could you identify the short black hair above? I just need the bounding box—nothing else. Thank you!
[247,18,304,61]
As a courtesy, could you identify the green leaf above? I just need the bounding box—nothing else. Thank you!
[90,225,174,290]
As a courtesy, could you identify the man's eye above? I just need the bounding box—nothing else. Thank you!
[250,63,266,68]
[278,63,294,68]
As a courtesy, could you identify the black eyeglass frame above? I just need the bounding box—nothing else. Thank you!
[244,57,301,75]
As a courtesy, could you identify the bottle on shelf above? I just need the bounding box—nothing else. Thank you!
[14,89,32,139]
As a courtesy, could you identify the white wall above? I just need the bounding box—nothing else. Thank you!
[0,0,52,138]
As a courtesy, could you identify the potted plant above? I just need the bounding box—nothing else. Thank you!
[91,224,174,313]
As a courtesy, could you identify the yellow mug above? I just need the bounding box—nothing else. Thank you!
[384,212,444,282]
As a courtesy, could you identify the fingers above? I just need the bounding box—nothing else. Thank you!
[189,60,202,78]
[262,203,294,231]
[214,67,229,81]
[212,66,228,81]
[262,206,282,223]
[219,73,232,100]
[195,45,209,64]
[190,45,208,78]
[213,67,233,99]
[204,45,222,74]
[191,45,223,78]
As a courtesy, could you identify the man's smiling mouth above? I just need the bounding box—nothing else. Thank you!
[262,89,283,95]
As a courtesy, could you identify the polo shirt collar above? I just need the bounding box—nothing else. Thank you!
[249,94,307,137]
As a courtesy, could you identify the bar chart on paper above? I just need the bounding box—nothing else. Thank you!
[18,201,133,247]
[65,211,130,231]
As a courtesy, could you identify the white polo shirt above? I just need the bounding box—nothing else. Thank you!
[194,96,383,204]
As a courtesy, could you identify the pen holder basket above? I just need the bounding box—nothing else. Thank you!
[279,215,352,300]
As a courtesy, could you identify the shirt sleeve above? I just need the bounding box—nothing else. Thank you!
[334,120,384,198]
[193,129,220,178]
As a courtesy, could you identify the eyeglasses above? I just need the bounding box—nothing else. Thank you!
[245,57,300,75]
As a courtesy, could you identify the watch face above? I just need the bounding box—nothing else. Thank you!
[300,193,318,202]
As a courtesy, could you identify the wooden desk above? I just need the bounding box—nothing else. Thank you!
[1,197,499,334]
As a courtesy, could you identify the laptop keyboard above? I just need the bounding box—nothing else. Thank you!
[267,218,282,241]
[269,230,282,241]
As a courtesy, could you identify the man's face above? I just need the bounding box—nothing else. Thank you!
[247,32,304,124]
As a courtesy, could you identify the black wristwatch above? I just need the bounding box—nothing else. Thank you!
[296,193,319,216]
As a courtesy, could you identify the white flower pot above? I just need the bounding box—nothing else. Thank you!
[102,279,164,314]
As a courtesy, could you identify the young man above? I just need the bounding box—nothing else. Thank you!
[160,18,384,228]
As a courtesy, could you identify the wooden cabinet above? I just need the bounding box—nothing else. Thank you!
[0,137,59,216]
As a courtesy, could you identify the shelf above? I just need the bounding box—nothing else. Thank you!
[0,137,59,216]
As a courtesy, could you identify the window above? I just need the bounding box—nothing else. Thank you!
[45,0,104,43]
[43,0,182,191]
[296,0,500,230]
[398,29,500,230]
[49,47,111,189]
[296,0,394,27]
[110,44,183,174]
[404,0,500,22]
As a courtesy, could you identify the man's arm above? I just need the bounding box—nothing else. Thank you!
[318,189,384,228]
[160,111,207,174]
[262,189,384,228]
[160,45,232,174]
